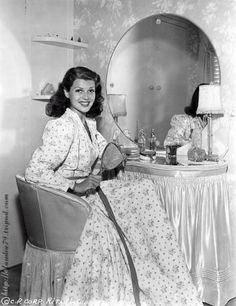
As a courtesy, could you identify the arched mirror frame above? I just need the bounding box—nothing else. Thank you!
[105,13,221,147]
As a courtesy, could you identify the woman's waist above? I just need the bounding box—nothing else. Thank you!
[58,168,91,181]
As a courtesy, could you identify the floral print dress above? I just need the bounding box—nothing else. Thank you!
[61,178,202,306]
[25,108,202,306]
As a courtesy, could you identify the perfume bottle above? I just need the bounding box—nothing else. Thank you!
[149,129,157,150]
[138,129,146,152]
[191,128,202,148]
[187,128,206,162]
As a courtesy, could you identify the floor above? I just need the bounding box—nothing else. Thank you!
[2,265,236,306]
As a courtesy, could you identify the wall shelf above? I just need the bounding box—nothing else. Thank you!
[32,35,88,102]
[32,94,51,101]
[32,36,88,49]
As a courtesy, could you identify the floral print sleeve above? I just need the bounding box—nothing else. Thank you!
[164,114,194,147]
[25,118,75,192]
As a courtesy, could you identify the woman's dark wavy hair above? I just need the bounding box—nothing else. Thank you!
[184,83,209,118]
[46,66,104,118]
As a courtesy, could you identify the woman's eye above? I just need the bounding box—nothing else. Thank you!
[89,89,95,93]
[75,89,83,93]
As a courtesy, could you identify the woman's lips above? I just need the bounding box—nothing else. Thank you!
[79,101,91,107]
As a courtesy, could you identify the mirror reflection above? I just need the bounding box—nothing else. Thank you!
[106,14,220,147]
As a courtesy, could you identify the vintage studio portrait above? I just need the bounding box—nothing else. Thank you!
[0,1,236,306]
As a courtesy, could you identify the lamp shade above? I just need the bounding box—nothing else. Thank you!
[107,94,127,117]
[197,84,223,114]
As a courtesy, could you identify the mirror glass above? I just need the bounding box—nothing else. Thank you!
[106,14,220,146]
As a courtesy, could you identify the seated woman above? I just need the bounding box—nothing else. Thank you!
[25,66,202,306]
[164,84,206,148]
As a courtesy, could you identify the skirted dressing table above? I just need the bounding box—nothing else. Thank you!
[121,159,235,306]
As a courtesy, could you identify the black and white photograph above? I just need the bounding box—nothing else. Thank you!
[0,1,236,305]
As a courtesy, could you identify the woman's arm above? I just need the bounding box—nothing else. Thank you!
[25,118,76,192]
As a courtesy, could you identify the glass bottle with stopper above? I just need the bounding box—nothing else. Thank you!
[187,128,206,162]
[149,129,158,151]
[138,129,146,152]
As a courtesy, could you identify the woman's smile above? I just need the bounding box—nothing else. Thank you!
[79,100,91,107]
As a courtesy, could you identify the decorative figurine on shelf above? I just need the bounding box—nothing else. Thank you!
[40,83,55,95]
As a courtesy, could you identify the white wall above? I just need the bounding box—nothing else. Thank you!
[0,0,74,268]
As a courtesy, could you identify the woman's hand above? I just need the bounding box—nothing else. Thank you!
[74,174,102,196]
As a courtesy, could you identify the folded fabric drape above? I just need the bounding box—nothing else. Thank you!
[121,166,236,306]
[20,241,74,304]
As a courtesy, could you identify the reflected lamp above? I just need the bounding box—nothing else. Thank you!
[107,94,127,123]
[197,84,223,160]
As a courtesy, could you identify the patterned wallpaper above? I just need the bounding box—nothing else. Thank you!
[73,0,236,181]
[74,0,236,99]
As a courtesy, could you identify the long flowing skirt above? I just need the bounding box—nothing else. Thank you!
[61,179,202,306]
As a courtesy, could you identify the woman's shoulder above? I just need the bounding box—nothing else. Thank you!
[44,112,75,134]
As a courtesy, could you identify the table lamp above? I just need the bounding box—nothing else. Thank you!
[107,94,127,123]
[197,84,223,161]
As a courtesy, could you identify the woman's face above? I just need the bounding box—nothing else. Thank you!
[65,78,96,117]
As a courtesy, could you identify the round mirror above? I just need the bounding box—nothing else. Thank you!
[106,14,220,147]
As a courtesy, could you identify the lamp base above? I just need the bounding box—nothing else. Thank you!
[206,154,219,162]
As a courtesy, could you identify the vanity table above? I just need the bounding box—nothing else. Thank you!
[105,10,235,304]
[122,159,234,306]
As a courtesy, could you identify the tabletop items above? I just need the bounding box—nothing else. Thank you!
[187,146,206,162]
[119,126,221,166]
[120,128,160,162]
[117,124,222,166]
[137,128,161,152]
[165,145,179,165]
[34,33,84,43]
